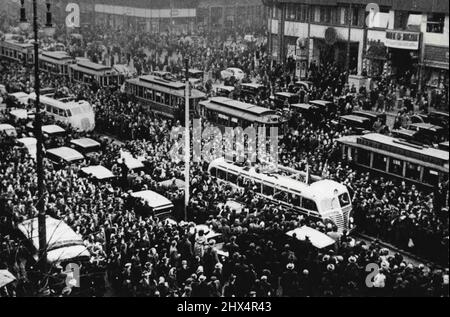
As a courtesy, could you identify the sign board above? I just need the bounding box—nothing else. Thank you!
[385,30,420,50]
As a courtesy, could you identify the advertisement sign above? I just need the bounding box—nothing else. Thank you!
[385,30,420,50]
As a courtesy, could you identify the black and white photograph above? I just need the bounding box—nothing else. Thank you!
[0,0,448,300]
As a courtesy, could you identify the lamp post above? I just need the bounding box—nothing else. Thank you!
[19,0,55,272]
[184,58,190,222]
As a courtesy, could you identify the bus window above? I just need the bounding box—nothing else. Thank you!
[217,169,226,180]
[388,158,403,176]
[227,172,237,184]
[405,162,421,181]
[423,168,439,186]
[301,198,318,212]
[373,153,387,171]
[357,149,371,166]
[66,110,72,117]
[58,109,65,117]
[46,105,52,112]
[262,183,274,196]
[209,167,217,177]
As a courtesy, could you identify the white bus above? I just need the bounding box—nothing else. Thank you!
[208,158,354,232]
[28,94,95,132]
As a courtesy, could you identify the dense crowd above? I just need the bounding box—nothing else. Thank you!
[0,25,449,297]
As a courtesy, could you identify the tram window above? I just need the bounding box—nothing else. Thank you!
[357,149,371,166]
[66,110,72,117]
[373,153,387,171]
[405,162,421,181]
[46,105,52,112]
[237,175,244,187]
[138,86,144,97]
[217,169,227,180]
[301,198,318,212]
[423,168,439,186]
[388,158,403,176]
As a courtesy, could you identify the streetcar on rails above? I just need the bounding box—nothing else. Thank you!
[337,133,449,189]
[208,157,354,232]
[0,36,34,66]
[69,59,123,88]
[125,74,206,118]
[28,94,95,132]
[198,97,288,135]
[39,50,75,78]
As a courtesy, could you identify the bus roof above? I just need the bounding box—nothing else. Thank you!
[47,147,84,162]
[30,94,91,111]
[210,158,348,207]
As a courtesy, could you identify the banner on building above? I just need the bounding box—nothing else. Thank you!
[385,30,420,50]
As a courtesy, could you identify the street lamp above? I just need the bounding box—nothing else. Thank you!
[20,0,55,273]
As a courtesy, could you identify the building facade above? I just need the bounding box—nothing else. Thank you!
[197,0,267,32]
[266,0,449,93]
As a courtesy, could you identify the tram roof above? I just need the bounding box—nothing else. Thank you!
[126,76,206,99]
[40,50,73,61]
[70,60,115,75]
[338,133,449,167]
[200,97,281,124]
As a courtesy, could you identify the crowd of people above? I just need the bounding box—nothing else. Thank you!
[0,23,449,297]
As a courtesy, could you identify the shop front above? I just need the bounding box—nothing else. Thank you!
[422,45,449,110]
[384,29,421,87]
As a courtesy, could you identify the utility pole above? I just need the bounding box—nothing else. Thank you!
[184,58,190,222]
[33,0,47,270]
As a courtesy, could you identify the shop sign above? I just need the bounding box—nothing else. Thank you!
[385,30,420,50]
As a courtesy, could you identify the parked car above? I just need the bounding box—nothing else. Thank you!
[338,115,372,134]
[271,92,300,108]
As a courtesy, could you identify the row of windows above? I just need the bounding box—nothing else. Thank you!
[275,5,365,27]
[210,167,319,213]
[354,147,444,186]
[129,84,184,108]
[72,70,120,86]
[0,47,32,62]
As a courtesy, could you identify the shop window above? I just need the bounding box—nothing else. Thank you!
[388,158,403,176]
[373,153,387,171]
[427,14,445,33]
[405,162,421,181]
